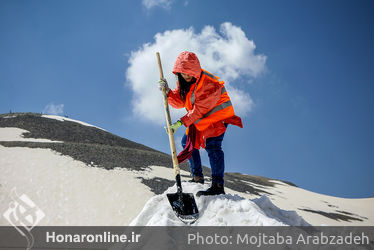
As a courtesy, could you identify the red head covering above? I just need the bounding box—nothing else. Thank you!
[172,51,202,79]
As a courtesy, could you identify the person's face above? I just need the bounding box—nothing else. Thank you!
[180,73,193,82]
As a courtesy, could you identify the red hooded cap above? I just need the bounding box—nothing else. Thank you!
[172,51,202,79]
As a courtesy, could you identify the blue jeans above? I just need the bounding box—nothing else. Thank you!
[181,131,226,185]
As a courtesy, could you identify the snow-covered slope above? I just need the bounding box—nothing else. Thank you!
[0,145,309,226]
[0,113,373,226]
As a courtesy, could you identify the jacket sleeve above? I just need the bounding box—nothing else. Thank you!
[180,81,222,127]
[167,87,185,109]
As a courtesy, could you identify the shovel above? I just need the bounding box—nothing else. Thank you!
[156,52,199,224]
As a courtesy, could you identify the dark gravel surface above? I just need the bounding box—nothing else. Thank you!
[299,209,365,222]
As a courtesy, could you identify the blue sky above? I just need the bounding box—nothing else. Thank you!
[0,0,373,198]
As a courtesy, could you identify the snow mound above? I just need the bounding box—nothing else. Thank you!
[130,183,310,226]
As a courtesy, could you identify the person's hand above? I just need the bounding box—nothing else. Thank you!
[165,120,182,134]
[158,79,170,94]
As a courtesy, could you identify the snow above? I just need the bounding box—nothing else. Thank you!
[0,127,62,143]
[0,145,153,226]
[139,167,374,225]
[255,179,374,226]
[130,183,310,226]
[253,196,310,226]
[1,116,373,226]
[41,115,106,131]
[0,145,310,227]
[143,165,192,180]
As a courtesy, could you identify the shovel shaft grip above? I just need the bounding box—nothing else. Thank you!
[156,52,164,80]
[156,52,181,182]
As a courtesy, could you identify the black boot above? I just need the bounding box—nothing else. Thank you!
[188,176,204,184]
[196,182,225,197]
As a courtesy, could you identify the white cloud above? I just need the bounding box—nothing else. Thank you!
[125,22,266,125]
[43,103,64,115]
[142,0,174,9]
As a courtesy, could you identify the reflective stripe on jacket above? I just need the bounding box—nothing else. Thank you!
[182,70,237,132]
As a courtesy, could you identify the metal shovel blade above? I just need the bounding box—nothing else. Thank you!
[167,192,199,224]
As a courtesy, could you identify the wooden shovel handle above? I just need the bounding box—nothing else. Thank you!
[156,52,164,80]
[156,52,181,182]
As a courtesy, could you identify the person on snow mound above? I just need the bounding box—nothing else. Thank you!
[158,51,243,197]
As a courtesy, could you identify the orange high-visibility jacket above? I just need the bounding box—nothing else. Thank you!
[167,51,243,147]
